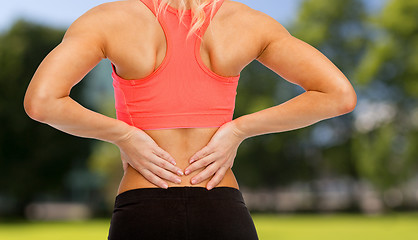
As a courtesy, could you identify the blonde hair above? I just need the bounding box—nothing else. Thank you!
[152,0,222,39]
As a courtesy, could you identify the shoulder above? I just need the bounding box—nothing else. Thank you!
[221,1,290,38]
[64,0,151,36]
[62,1,153,53]
[220,1,291,57]
[221,0,288,31]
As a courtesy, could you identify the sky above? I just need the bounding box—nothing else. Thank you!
[0,0,303,33]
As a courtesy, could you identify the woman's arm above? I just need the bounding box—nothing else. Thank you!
[185,14,357,190]
[24,5,121,142]
[24,5,184,188]
[233,18,357,139]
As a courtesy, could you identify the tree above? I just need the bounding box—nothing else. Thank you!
[284,0,371,210]
[351,0,418,205]
[355,0,418,97]
[291,0,418,210]
[290,0,369,181]
[0,20,94,218]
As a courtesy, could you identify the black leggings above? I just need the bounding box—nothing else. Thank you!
[107,186,259,240]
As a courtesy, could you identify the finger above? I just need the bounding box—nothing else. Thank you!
[140,168,169,189]
[153,148,177,166]
[148,162,182,184]
[152,155,184,176]
[190,163,219,185]
[206,166,229,190]
[189,146,213,164]
[184,155,215,175]
[229,152,237,167]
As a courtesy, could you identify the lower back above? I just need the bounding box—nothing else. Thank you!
[116,127,240,194]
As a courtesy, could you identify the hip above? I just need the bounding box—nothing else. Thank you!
[108,186,258,240]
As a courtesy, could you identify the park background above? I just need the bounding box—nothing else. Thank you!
[0,0,417,239]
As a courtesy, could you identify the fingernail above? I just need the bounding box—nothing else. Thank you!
[185,170,190,175]
[177,170,184,176]
[172,161,177,166]
[176,178,182,184]
[189,158,194,163]
[163,183,168,189]
[207,185,212,190]
[191,179,196,184]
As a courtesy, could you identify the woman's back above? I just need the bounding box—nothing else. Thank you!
[83,0,270,193]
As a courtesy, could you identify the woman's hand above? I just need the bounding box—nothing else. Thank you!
[115,126,184,189]
[184,121,246,190]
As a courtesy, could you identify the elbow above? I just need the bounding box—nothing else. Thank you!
[335,85,357,115]
[24,93,49,123]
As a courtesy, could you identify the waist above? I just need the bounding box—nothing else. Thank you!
[117,165,239,195]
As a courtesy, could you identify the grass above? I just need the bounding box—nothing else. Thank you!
[253,213,418,240]
[0,213,417,240]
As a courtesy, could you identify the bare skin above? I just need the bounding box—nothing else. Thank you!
[24,0,357,195]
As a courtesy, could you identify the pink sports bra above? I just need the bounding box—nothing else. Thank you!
[111,0,240,130]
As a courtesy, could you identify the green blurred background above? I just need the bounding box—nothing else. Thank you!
[1,0,417,239]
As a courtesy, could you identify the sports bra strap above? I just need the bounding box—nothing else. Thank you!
[112,0,238,131]
[138,0,225,38]
[139,0,158,15]
[196,0,225,38]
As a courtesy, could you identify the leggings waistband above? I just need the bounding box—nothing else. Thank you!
[115,186,244,206]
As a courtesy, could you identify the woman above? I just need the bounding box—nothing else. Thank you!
[24,0,357,239]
